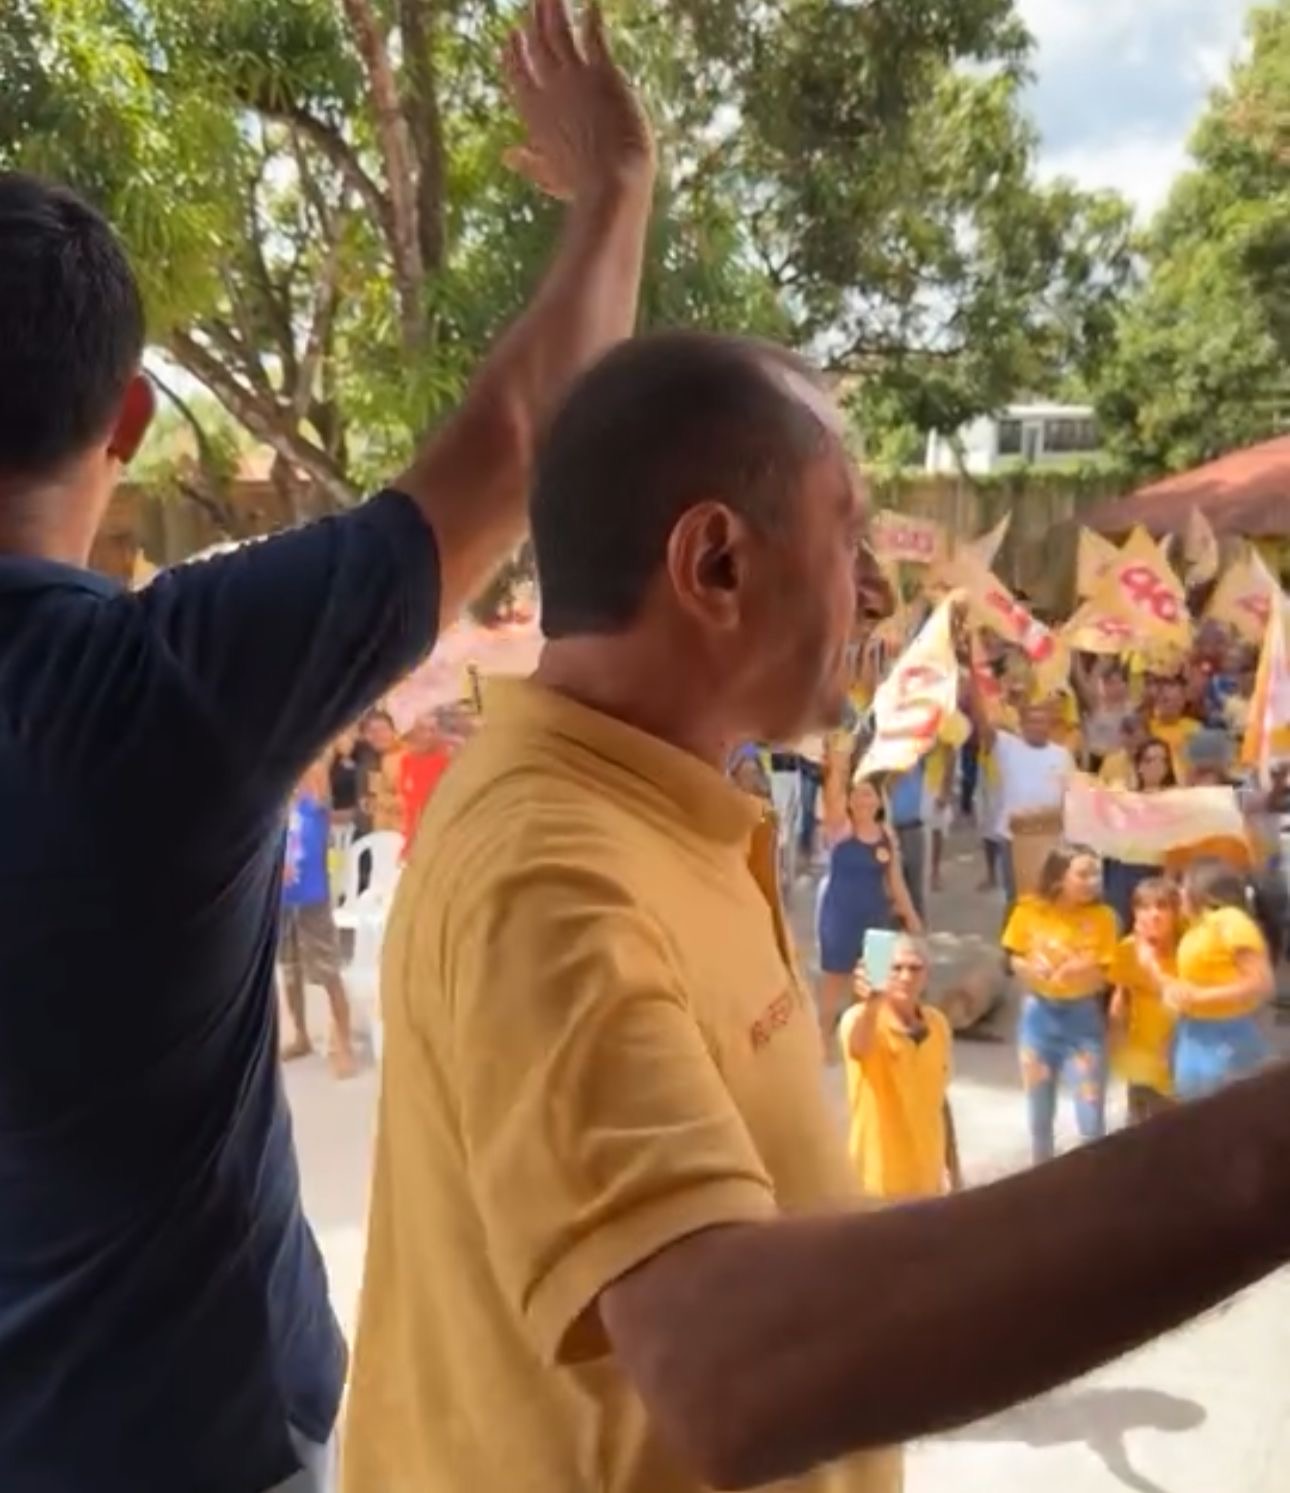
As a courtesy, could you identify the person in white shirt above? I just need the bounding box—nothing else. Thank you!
[972,697,1075,908]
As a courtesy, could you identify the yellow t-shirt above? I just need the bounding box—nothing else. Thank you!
[1002,896,1120,1000]
[1176,906,1269,1022]
[1097,749,1134,789]
[1109,937,1177,1095]
[1148,716,1200,782]
[839,1002,952,1201]
[343,679,900,1493]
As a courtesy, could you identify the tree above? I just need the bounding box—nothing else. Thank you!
[0,0,1133,521]
[1094,2,1290,476]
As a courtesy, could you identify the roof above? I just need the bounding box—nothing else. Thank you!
[1086,436,1290,537]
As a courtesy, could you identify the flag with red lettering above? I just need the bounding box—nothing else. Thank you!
[1208,549,1278,646]
[1064,777,1246,864]
[857,599,961,779]
[1083,527,1191,653]
[1184,507,1220,586]
[947,549,1069,698]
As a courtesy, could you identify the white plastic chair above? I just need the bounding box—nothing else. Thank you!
[771,768,803,893]
[333,832,404,1062]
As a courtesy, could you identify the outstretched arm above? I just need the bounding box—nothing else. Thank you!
[398,0,655,626]
[600,1065,1290,1489]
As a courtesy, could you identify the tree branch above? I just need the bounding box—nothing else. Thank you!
[169,331,358,511]
[147,369,239,534]
[342,0,427,346]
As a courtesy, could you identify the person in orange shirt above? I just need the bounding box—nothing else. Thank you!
[839,935,962,1201]
[398,713,453,853]
[1003,847,1119,1163]
[1154,860,1275,1100]
[1109,879,1181,1125]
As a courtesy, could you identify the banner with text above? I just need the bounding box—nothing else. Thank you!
[870,510,949,568]
[1064,777,1246,865]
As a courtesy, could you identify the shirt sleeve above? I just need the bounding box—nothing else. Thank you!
[443,859,778,1367]
[1216,907,1268,960]
[135,491,439,792]
[1001,899,1033,956]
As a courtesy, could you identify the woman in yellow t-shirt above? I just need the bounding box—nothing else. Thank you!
[839,934,961,1201]
[1109,878,1180,1125]
[1155,860,1275,1100]
[1003,846,1119,1164]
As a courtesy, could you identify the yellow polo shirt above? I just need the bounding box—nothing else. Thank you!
[839,1002,952,1201]
[343,679,900,1493]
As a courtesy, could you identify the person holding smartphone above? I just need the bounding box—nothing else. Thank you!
[840,933,962,1201]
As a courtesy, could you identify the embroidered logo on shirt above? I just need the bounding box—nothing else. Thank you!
[750,987,803,1051]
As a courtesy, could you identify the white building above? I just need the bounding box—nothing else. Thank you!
[924,402,1101,476]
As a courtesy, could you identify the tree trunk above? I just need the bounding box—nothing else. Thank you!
[398,0,448,274]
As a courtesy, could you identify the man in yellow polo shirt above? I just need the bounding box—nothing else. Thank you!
[345,341,1290,1487]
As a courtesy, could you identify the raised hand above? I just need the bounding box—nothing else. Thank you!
[503,0,655,202]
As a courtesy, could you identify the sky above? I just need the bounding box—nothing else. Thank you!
[1018,0,1250,217]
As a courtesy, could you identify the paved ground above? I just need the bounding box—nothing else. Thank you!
[286,825,1290,1492]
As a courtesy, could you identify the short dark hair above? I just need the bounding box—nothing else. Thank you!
[1183,858,1250,915]
[0,173,145,479]
[531,331,833,639]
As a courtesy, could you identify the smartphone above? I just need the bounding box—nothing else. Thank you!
[863,928,900,991]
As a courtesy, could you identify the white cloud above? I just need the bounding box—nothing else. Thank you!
[1038,135,1191,219]
[1016,0,1248,213]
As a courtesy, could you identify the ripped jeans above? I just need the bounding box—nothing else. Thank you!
[1018,994,1108,1164]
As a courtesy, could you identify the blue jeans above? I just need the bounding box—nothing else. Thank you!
[1173,1017,1268,1101]
[1018,994,1108,1163]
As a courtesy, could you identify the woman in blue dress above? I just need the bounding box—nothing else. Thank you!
[817,741,923,1046]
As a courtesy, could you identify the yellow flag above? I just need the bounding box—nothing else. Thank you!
[966,513,1011,571]
[1062,597,1137,655]
[1076,528,1120,600]
[1083,526,1191,653]
[857,599,961,779]
[951,548,1069,699]
[1207,550,1278,645]
[1242,593,1290,779]
[1184,507,1220,586]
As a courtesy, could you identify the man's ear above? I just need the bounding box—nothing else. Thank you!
[107,374,156,465]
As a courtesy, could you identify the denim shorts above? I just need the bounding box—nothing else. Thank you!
[1173,1016,1268,1101]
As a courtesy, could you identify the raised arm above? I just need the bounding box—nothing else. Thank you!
[398,0,655,626]
[600,1064,1290,1489]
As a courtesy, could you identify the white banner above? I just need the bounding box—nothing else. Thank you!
[1063,777,1246,864]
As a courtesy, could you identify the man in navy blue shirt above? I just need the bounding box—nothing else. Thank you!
[0,2,654,1488]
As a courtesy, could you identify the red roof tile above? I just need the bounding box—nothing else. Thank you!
[1087,436,1290,536]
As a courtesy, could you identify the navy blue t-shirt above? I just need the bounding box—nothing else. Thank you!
[0,491,439,1492]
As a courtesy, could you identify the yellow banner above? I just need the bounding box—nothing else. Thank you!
[858,599,961,779]
[1063,777,1246,864]
[870,510,949,568]
[1076,528,1119,600]
[1207,550,1278,645]
[1184,507,1220,586]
